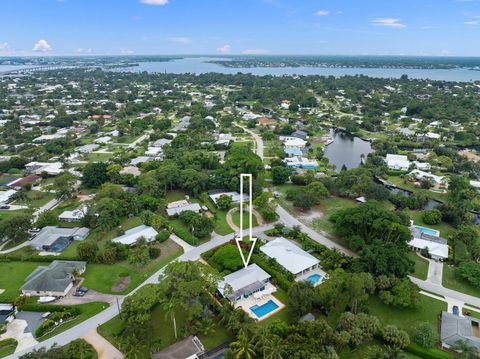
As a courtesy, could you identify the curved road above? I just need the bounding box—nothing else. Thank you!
[235,123,264,160]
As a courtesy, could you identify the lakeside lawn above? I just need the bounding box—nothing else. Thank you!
[387,175,447,203]
[408,252,429,281]
[442,264,480,299]
[0,261,45,302]
[408,210,455,239]
[99,304,231,357]
[38,302,108,341]
[82,239,183,294]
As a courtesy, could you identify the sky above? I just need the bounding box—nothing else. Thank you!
[1,0,480,57]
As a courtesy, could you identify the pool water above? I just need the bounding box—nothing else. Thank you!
[414,225,440,237]
[48,237,72,252]
[306,274,322,285]
[250,300,279,318]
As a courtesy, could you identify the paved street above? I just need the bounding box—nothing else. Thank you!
[235,123,264,159]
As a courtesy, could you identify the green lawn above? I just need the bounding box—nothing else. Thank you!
[259,289,292,326]
[99,304,231,357]
[0,261,46,302]
[0,341,17,358]
[442,264,480,298]
[165,190,188,202]
[309,197,357,234]
[38,302,108,341]
[231,209,258,229]
[367,294,446,338]
[408,252,429,280]
[213,210,234,235]
[408,210,455,239]
[82,239,183,294]
[13,190,56,208]
[86,152,114,162]
[387,175,447,203]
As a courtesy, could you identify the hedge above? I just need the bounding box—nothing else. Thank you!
[170,221,199,245]
[18,303,81,314]
[405,343,455,359]
[35,310,78,337]
[0,338,17,348]
[251,253,293,291]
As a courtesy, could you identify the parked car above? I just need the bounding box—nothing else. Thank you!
[29,228,41,233]
[78,287,89,293]
[0,204,10,209]
[73,290,85,297]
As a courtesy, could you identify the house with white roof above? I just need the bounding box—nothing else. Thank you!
[284,156,318,169]
[25,162,63,176]
[58,204,88,222]
[408,225,448,261]
[166,200,203,217]
[209,191,249,206]
[111,225,158,246]
[260,237,325,285]
[0,189,17,204]
[385,154,411,171]
[217,264,271,302]
[408,169,446,186]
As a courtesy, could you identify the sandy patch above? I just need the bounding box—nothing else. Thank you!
[111,276,131,293]
[297,207,325,222]
[0,289,4,294]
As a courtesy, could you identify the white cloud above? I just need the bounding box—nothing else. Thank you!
[120,48,134,54]
[464,20,480,25]
[316,10,330,16]
[32,39,52,52]
[371,18,406,28]
[241,48,268,55]
[140,0,168,5]
[217,44,231,54]
[0,42,9,51]
[167,37,192,44]
[76,48,92,53]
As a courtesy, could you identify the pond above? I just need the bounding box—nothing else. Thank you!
[323,129,374,172]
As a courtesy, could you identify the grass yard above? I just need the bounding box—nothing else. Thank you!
[165,190,188,202]
[231,209,258,229]
[408,252,429,280]
[259,289,292,327]
[367,294,446,338]
[442,264,480,298]
[309,196,357,234]
[408,210,455,239]
[82,239,183,294]
[0,341,17,358]
[387,175,447,203]
[0,261,46,302]
[99,304,231,357]
[85,152,114,162]
[213,210,234,235]
[14,190,55,208]
[38,302,108,341]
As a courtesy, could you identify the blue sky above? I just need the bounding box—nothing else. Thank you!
[1,0,480,56]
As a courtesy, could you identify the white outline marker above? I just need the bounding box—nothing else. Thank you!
[236,173,257,268]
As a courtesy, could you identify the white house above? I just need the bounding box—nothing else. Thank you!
[0,189,17,204]
[209,191,249,206]
[166,200,203,217]
[58,204,88,222]
[385,154,411,171]
[284,156,319,169]
[112,225,158,246]
[25,162,63,176]
[408,169,445,186]
[217,264,271,302]
[408,225,448,261]
[260,237,325,285]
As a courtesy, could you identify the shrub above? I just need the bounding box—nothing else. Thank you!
[413,322,437,349]
[148,246,161,259]
[422,209,442,225]
[210,245,244,273]
[156,230,170,243]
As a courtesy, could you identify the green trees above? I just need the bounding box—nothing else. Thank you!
[76,240,99,262]
[381,325,410,349]
[231,329,256,359]
[271,166,291,185]
[287,281,316,319]
[210,245,244,273]
[413,322,437,349]
[217,194,233,211]
[456,262,480,288]
[51,172,77,199]
[286,181,330,210]
[376,276,420,308]
[81,162,109,188]
[179,210,214,238]
[422,209,442,225]
[35,209,57,228]
[0,214,31,244]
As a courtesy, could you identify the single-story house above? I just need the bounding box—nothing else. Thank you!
[284,156,318,169]
[408,169,446,186]
[257,117,276,126]
[166,200,203,217]
[30,227,90,251]
[172,116,191,132]
[131,156,155,166]
[145,147,163,157]
[385,154,411,171]
[209,191,249,206]
[408,225,448,261]
[217,264,271,302]
[152,138,172,148]
[7,175,40,190]
[284,147,303,157]
[151,336,205,359]
[58,204,88,222]
[291,130,308,140]
[0,189,17,204]
[0,304,16,324]
[21,260,86,297]
[94,136,112,144]
[112,225,158,247]
[283,137,307,149]
[119,166,141,177]
[441,311,480,350]
[76,144,100,154]
[260,237,322,282]
[25,162,63,176]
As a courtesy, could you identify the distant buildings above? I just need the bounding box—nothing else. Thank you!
[385,154,411,171]
[30,227,90,252]
[25,162,63,176]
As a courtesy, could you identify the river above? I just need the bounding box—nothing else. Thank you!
[116,57,480,82]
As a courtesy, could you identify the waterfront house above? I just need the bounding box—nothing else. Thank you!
[385,154,411,171]
[284,156,318,169]
[408,225,448,261]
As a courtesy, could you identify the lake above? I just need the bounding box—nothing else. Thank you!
[117,57,480,82]
[323,129,374,172]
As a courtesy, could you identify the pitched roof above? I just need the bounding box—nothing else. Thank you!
[441,311,480,349]
[30,227,90,249]
[112,225,158,246]
[217,264,270,299]
[151,336,204,359]
[21,261,86,293]
[260,237,319,275]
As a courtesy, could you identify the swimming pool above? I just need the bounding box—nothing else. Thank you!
[47,237,72,252]
[250,300,279,318]
[414,225,440,237]
[306,274,322,285]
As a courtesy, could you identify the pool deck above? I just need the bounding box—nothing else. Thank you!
[233,283,285,321]
[295,267,327,287]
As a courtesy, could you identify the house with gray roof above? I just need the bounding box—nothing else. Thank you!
[21,261,86,297]
[29,227,90,252]
[151,335,204,359]
[441,311,480,350]
[217,264,271,302]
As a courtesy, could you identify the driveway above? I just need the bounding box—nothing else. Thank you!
[83,329,124,359]
[0,319,38,353]
[425,255,443,285]
[56,289,118,306]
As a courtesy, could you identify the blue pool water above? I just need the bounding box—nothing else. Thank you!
[414,225,440,237]
[306,274,322,285]
[48,237,72,252]
[250,300,279,318]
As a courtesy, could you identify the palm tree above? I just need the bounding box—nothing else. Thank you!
[231,328,256,359]
[161,298,178,339]
[254,326,271,358]
[65,339,92,359]
[264,335,286,359]
[452,340,479,359]
[119,335,145,359]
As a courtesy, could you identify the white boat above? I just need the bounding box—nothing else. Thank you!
[37,296,56,304]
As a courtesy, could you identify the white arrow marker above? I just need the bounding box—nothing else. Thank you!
[236,173,257,268]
